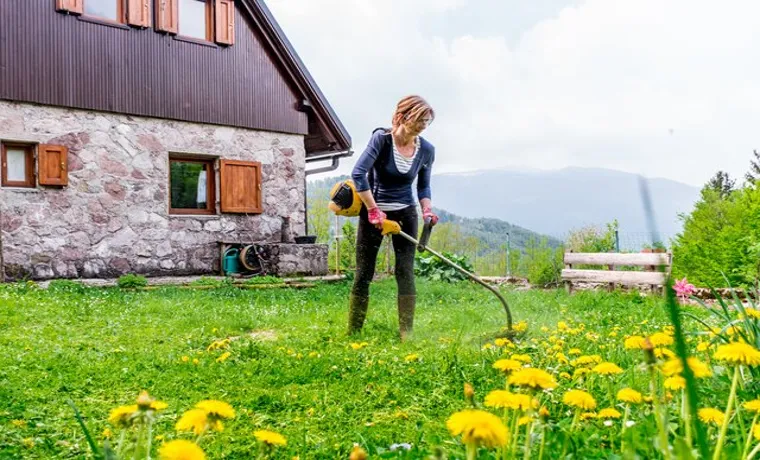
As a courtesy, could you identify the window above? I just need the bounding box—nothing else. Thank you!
[1,143,35,188]
[84,0,122,22]
[169,156,216,215]
[178,0,211,41]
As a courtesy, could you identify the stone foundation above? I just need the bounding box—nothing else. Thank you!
[0,101,326,280]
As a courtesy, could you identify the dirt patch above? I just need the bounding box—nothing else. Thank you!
[228,329,278,342]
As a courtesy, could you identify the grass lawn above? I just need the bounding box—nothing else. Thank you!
[0,278,756,459]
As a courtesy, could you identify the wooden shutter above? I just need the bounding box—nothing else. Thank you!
[155,0,178,34]
[38,144,69,186]
[55,0,83,15]
[127,0,152,27]
[215,0,235,45]
[220,160,262,213]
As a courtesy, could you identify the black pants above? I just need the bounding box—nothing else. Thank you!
[351,206,418,297]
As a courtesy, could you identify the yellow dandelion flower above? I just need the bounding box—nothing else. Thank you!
[654,348,676,359]
[494,338,513,347]
[663,325,675,336]
[745,309,760,319]
[714,342,760,366]
[608,331,618,338]
[572,368,591,379]
[484,390,513,409]
[507,368,558,390]
[649,332,674,347]
[404,353,420,362]
[350,342,368,350]
[624,335,646,350]
[216,352,231,363]
[743,400,760,413]
[151,401,168,411]
[192,358,199,365]
[493,359,522,373]
[568,348,582,355]
[349,445,368,460]
[108,405,138,427]
[592,362,624,376]
[754,424,760,441]
[580,412,597,421]
[11,420,26,428]
[513,321,528,332]
[510,354,531,363]
[597,408,622,419]
[617,388,643,404]
[563,390,597,410]
[517,416,532,426]
[698,408,725,425]
[158,440,206,460]
[446,409,508,448]
[557,321,569,331]
[181,356,190,363]
[555,353,569,364]
[560,371,572,380]
[195,400,235,419]
[664,376,686,390]
[176,409,217,435]
[539,406,550,418]
[102,428,112,439]
[482,343,494,350]
[254,429,287,446]
[696,341,711,352]
[661,357,712,378]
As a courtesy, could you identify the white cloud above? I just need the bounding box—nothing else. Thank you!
[268,0,760,186]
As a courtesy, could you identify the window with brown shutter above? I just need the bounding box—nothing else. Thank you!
[169,155,216,215]
[1,143,36,188]
[220,160,262,214]
[214,0,234,45]
[38,145,69,187]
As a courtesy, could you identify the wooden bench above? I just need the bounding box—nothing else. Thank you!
[562,251,672,293]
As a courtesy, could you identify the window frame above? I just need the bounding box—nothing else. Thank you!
[81,0,126,25]
[1,142,36,188]
[168,155,217,216]
[175,0,214,43]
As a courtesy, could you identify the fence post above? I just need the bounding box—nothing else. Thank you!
[615,229,620,253]
[506,232,511,278]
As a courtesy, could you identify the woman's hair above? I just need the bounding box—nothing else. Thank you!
[391,95,435,129]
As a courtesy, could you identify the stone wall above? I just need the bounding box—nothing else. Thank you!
[0,101,325,280]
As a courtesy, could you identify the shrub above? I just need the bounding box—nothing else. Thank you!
[519,237,564,287]
[117,274,148,289]
[415,251,474,283]
[47,279,88,294]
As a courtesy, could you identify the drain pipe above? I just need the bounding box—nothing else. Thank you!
[303,149,354,236]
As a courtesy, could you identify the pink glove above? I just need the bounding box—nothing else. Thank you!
[367,206,386,227]
[422,207,438,225]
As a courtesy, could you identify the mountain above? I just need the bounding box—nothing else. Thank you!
[429,167,700,243]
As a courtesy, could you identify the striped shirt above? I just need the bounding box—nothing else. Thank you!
[377,137,420,211]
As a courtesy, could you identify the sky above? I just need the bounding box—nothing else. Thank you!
[267,0,760,187]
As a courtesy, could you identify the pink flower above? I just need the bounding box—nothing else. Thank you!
[673,277,695,301]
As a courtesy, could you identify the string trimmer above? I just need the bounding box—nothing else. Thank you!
[381,218,515,338]
[327,178,515,338]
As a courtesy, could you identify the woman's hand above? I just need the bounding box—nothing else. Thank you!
[422,206,438,225]
[367,206,387,229]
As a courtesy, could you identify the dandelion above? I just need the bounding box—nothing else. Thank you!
[404,353,420,362]
[745,308,760,319]
[580,412,597,421]
[663,376,686,391]
[349,445,368,460]
[350,342,368,350]
[713,342,760,459]
[572,355,601,367]
[484,390,513,409]
[568,348,582,355]
[555,352,569,364]
[661,357,712,378]
[108,405,138,428]
[697,341,711,352]
[572,368,591,379]
[195,400,235,420]
[559,372,572,380]
[654,347,676,359]
[254,429,287,446]
[192,358,199,365]
[446,409,508,459]
[617,389,643,404]
[507,368,557,390]
[510,354,531,363]
[592,362,623,375]
[698,408,725,426]
[494,338,513,347]
[513,321,528,332]
[176,409,218,435]
[181,356,190,363]
[102,428,112,439]
[158,440,206,460]
[648,332,674,347]
[744,401,760,458]
[563,390,597,410]
[493,359,521,374]
[745,400,760,413]
[598,408,622,419]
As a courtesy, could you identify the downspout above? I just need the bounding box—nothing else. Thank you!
[303,149,354,236]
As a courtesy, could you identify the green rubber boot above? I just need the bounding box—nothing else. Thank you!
[398,295,416,341]
[347,294,370,335]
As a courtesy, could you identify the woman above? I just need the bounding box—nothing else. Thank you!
[348,95,438,340]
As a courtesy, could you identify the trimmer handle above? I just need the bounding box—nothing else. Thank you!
[417,217,435,252]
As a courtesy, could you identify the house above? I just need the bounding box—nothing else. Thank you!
[0,0,352,280]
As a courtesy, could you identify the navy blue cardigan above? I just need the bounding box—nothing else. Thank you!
[351,128,435,208]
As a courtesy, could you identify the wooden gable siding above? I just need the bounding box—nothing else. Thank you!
[0,0,308,136]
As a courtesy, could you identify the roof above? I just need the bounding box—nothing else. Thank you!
[242,0,352,157]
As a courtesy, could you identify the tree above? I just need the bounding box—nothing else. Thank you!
[707,170,736,198]
[746,149,760,185]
